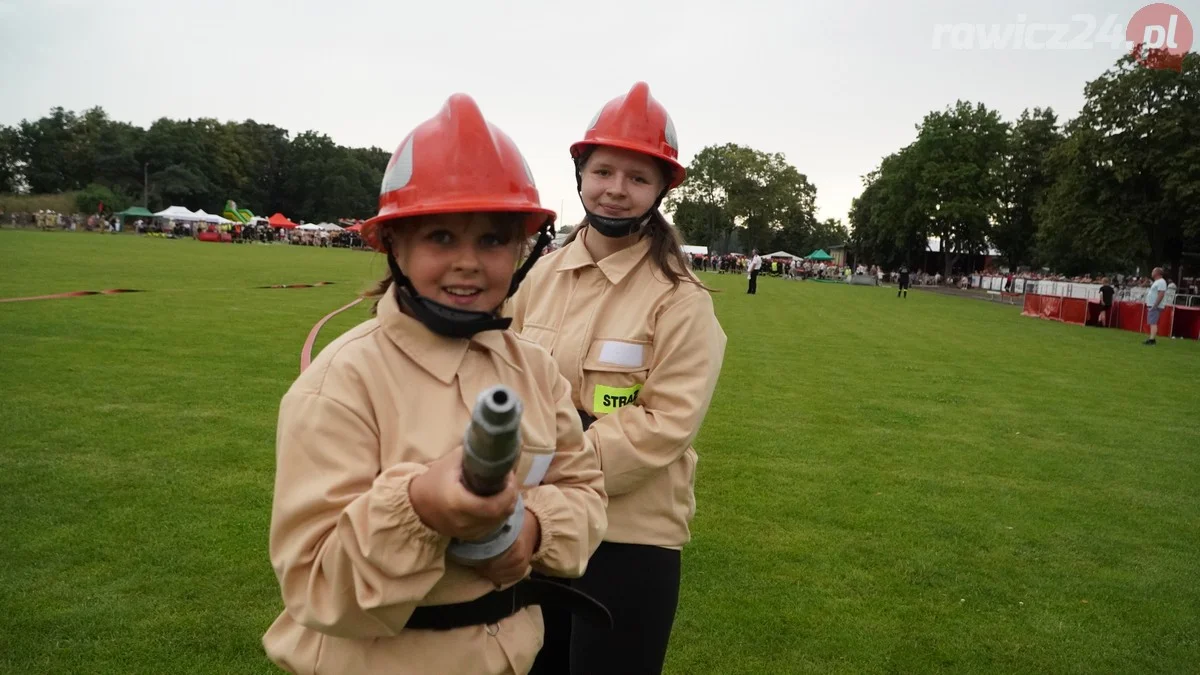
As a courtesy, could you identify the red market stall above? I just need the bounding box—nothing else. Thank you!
[268,213,299,229]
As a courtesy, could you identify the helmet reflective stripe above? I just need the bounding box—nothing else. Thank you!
[521,153,536,188]
[586,107,603,131]
[381,137,414,194]
[664,113,678,152]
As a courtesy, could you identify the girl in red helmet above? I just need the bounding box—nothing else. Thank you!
[262,94,608,675]
[511,82,727,674]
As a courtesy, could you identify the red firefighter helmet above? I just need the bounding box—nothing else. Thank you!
[569,82,685,189]
[362,94,556,252]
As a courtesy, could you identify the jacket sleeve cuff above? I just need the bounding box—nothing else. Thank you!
[366,464,448,563]
[522,486,563,567]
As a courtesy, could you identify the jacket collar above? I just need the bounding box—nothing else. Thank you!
[556,226,652,286]
[377,285,519,384]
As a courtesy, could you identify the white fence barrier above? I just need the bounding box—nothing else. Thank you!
[1004,278,1185,306]
[972,275,1019,293]
[916,274,1187,306]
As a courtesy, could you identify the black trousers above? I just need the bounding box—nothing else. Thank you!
[529,542,681,675]
[748,270,759,294]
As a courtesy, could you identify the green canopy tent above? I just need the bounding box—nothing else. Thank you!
[116,206,154,228]
[117,206,153,219]
[807,249,833,261]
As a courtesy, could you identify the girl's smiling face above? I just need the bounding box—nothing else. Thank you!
[579,146,666,220]
[388,212,522,313]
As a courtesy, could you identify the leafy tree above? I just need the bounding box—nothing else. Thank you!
[910,100,1010,276]
[1035,126,1143,274]
[849,148,927,269]
[75,183,129,215]
[666,143,817,254]
[18,107,78,193]
[995,108,1061,269]
[0,125,24,193]
[1041,52,1200,278]
[811,217,850,251]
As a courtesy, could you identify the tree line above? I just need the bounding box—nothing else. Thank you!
[0,107,389,223]
[850,52,1199,277]
[666,51,1198,278]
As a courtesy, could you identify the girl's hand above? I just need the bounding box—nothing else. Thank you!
[409,447,518,541]
[476,507,541,587]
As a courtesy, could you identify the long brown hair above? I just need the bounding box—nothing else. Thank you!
[364,212,530,314]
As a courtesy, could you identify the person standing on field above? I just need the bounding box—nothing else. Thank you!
[1098,278,1115,327]
[1144,267,1168,345]
[511,82,727,675]
[748,248,762,294]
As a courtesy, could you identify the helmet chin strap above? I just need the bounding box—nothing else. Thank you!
[508,217,555,296]
[385,253,511,339]
[382,218,555,339]
[583,207,653,238]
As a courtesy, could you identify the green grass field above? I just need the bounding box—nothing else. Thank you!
[2,229,1198,674]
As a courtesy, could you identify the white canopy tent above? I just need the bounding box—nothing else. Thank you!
[681,244,708,255]
[316,222,343,231]
[297,223,324,231]
[192,209,232,224]
[153,205,200,221]
[764,250,801,260]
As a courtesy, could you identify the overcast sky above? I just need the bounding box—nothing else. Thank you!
[1,0,1194,227]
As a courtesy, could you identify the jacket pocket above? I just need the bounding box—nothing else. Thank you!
[582,339,652,415]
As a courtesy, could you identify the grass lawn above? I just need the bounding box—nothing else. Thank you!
[1,229,1198,674]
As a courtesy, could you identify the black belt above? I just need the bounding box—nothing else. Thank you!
[405,577,611,631]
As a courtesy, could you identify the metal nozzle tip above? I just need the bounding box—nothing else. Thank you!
[478,386,519,425]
